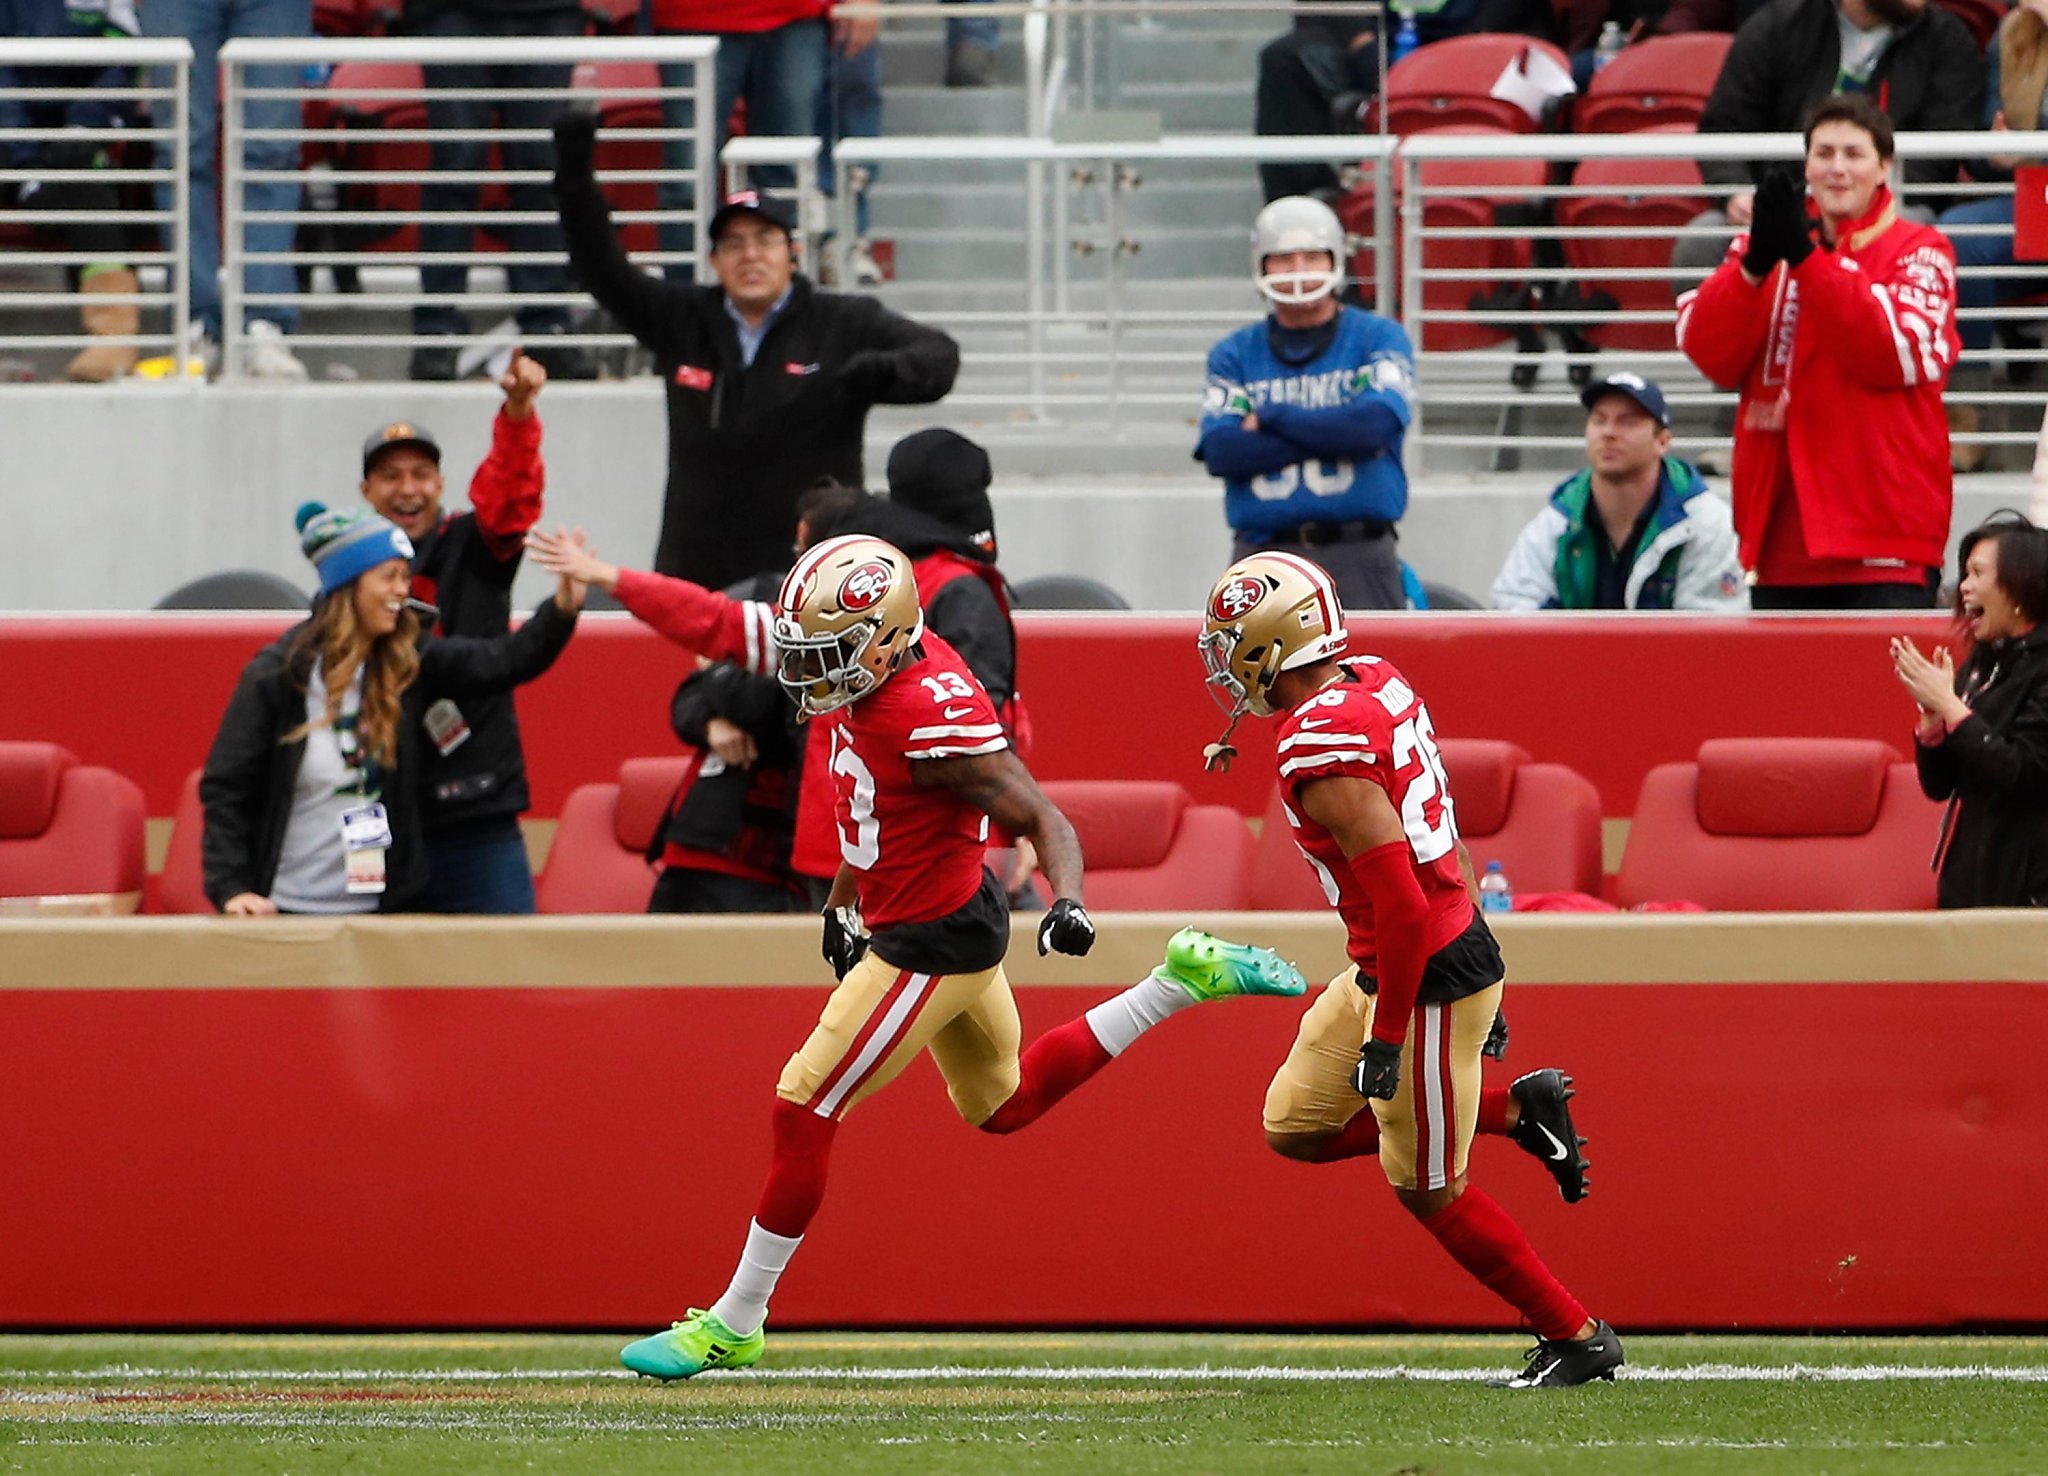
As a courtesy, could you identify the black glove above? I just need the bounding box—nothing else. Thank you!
[1741,171,1813,277]
[1482,1007,1509,1062]
[1351,1037,1402,1101]
[821,904,868,980]
[552,111,598,178]
[836,350,894,399]
[1037,898,1095,957]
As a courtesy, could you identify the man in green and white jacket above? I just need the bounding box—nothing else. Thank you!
[1492,373,1749,612]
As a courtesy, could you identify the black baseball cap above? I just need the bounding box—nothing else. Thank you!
[709,189,797,243]
[1578,372,1671,429]
[361,421,442,476]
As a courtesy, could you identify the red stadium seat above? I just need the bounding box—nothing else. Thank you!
[1380,34,1575,136]
[155,769,212,915]
[323,61,431,255]
[1616,738,1941,910]
[1034,781,1253,910]
[0,741,146,914]
[1247,739,1603,908]
[535,755,696,914]
[1556,148,1709,353]
[1574,33,1733,134]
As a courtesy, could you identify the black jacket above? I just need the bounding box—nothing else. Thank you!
[410,510,532,833]
[660,660,806,881]
[1916,627,2048,909]
[199,599,578,912]
[554,162,961,590]
[1697,0,1984,190]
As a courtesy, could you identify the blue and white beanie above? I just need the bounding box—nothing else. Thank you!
[295,501,415,596]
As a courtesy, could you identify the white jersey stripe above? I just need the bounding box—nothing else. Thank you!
[1280,731,1377,751]
[905,723,1005,741]
[905,737,1010,760]
[1278,749,1377,777]
[813,972,934,1117]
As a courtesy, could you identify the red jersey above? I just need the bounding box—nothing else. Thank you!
[819,634,1006,928]
[612,568,1004,928]
[1271,657,1475,976]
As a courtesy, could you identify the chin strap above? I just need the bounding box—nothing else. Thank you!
[1203,708,1247,774]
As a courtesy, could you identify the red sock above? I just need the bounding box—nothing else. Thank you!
[1421,1186,1588,1340]
[754,1098,838,1238]
[978,1017,1114,1135]
[1308,1112,1382,1162]
[1478,1087,1511,1136]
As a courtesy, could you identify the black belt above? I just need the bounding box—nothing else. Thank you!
[1261,519,1394,547]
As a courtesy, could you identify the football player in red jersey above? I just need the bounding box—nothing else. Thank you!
[527,528,1308,1379]
[1199,550,1624,1389]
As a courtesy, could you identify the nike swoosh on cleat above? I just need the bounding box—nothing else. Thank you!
[1535,1124,1571,1161]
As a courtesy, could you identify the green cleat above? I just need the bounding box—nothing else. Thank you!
[620,1308,765,1381]
[1155,927,1308,1002]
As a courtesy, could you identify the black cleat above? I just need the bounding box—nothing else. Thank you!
[1491,1320,1625,1388]
[1508,1068,1591,1204]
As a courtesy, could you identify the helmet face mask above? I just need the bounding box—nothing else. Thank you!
[1252,196,1347,307]
[774,535,924,719]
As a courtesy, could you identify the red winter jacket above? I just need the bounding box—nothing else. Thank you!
[1676,186,1959,578]
[651,0,825,33]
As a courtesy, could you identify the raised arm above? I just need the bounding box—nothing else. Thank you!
[553,113,686,354]
[465,348,548,560]
[525,526,778,671]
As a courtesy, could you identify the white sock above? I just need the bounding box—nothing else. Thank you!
[707,1219,802,1337]
[1084,972,1201,1058]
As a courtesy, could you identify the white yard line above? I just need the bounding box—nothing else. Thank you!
[2,1362,2047,1384]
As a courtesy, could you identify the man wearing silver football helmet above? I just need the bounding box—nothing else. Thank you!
[1196,195,1418,610]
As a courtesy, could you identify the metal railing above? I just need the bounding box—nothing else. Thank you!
[1396,129,2048,472]
[216,35,716,378]
[0,38,190,376]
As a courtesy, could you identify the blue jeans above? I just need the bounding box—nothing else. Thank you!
[819,36,882,236]
[656,18,829,273]
[142,0,310,338]
[412,6,580,337]
[945,0,998,51]
[421,815,537,915]
[1938,195,2020,354]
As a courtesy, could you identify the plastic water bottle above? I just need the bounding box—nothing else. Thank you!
[1391,7,1420,64]
[1478,860,1514,915]
[1593,21,1626,71]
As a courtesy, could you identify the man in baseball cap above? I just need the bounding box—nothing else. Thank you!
[1492,370,1747,611]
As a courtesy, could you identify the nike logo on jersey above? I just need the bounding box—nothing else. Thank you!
[943,705,976,720]
[1299,717,1331,729]
[1534,1124,1571,1162]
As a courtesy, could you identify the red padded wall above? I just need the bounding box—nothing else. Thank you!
[0,613,1952,818]
[0,975,2039,1328]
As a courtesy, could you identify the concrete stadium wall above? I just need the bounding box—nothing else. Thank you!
[1,912,2040,1329]
[3,382,2031,612]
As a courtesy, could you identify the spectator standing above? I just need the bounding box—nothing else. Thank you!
[141,0,311,377]
[356,349,551,912]
[1670,0,1982,281]
[553,116,960,588]
[1894,513,2048,908]
[1677,97,1957,609]
[0,0,144,380]
[1492,373,1747,610]
[818,12,884,286]
[649,0,828,278]
[403,0,595,382]
[1196,195,1416,610]
[942,0,996,87]
[199,504,583,915]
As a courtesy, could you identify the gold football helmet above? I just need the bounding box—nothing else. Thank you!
[774,534,924,718]
[1197,552,1348,768]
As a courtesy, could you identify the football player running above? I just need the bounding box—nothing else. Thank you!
[1199,550,1623,1389]
[527,528,1308,1379]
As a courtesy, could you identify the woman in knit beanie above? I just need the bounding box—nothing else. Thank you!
[197,503,589,915]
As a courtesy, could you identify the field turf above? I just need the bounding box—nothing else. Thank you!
[2,1332,2045,1474]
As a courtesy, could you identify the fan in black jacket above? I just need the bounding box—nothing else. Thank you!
[552,112,960,591]
[1895,514,2048,908]
[200,505,586,915]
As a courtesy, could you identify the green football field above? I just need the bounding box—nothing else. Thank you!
[2,1331,2044,1475]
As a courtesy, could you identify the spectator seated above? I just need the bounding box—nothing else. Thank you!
[155,769,211,914]
[536,755,695,913]
[1248,739,1602,908]
[1616,738,1940,910]
[0,742,146,915]
[1034,781,1253,910]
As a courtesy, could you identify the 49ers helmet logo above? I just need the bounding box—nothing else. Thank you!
[1210,575,1267,622]
[839,561,896,611]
